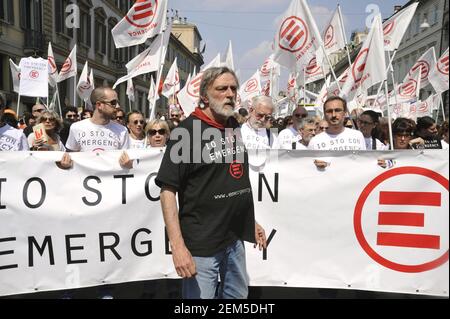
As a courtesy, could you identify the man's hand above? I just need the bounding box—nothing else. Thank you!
[314,160,329,170]
[56,153,73,170]
[172,245,197,278]
[119,151,133,169]
[254,222,267,251]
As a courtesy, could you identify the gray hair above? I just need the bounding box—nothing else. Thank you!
[199,67,239,106]
[298,117,316,130]
[251,95,275,112]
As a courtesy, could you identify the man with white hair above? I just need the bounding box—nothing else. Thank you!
[241,95,279,149]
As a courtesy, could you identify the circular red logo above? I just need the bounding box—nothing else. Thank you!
[260,59,271,77]
[418,101,429,113]
[306,57,321,75]
[125,0,159,28]
[60,57,72,74]
[278,16,309,53]
[437,54,449,75]
[229,161,244,179]
[354,167,449,273]
[352,48,369,83]
[383,20,395,36]
[410,60,430,81]
[29,70,39,79]
[48,56,57,75]
[244,79,258,93]
[399,80,417,98]
[187,73,203,98]
[324,25,334,47]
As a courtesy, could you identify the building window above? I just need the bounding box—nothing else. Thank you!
[95,7,107,55]
[116,0,130,13]
[413,15,420,35]
[0,0,14,24]
[55,0,72,38]
[20,0,42,31]
[78,1,92,46]
[430,4,439,26]
[108,18,119,62]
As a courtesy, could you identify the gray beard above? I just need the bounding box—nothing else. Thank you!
[209,97,235,119]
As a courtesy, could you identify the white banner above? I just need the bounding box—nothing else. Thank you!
[0,150,448,297]
[18,57,49,98]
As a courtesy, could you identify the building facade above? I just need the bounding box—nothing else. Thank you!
[0,0,204,118]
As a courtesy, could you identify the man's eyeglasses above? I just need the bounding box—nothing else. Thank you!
[358,120,374,125]
[66,114,77,119]
[42,117,56,122]
[255,113,272,121]
[294,113,307,119]
[34,109,45,113]
[101,100,119,107]
[133,120,145,125]
[319,126,328,130]
[148,129,166,136]
[170,114,180,118]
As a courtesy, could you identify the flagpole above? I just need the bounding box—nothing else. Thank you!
[387,51,399,106]
[151,25,169,121]
[303,68,306,106]
[384,80,394,150]
[16,95,21,116]
[337,5,353,68]
[439,93,447,121]
[373,50,398,109]
[56,85,62,117]
[321,44,341,93]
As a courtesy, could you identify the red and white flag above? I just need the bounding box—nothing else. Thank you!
[147,75,159,102]
[47,43,59,87]
[9,59,21,94]
[287,72,298,101]
[162,57,180,98]
[383,2,418,51]
[177,55,222,116]
[112,0,168,48]
[299,56,328,85]
[392,65,422,104]
[127,79,135,102]
[403,47,436,89]
[322,6,346,55]
[239,70,262,103]
[273,0,323,72]
[259,55,278,79]
[341,15,386,101]
[429,48,449,93]
[58,45,77,83]
[77,62,94,102]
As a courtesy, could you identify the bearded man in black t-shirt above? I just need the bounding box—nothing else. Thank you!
[156,67,267,299]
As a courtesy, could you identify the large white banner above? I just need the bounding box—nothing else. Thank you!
[18,57,49,98]
[0,150,448,297]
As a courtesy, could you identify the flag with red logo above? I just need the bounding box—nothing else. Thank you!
[429,48,449,93]
[259,55,279,80]
[58,45,77,83]
[239,70,262,104]
[111,0,168,49]
[77,62,94,102]
[273,0,323,72]
[162,57,180,98]
[341,15,386,101]
[299,55,328,85]
[391,65,422,104]
[322,6,346,55]
[177,55,222,116]
[9,59,20,94]
[127,79,135,102]
[403,47,436,89]
[383,2,418,51]
[47,43,59,87]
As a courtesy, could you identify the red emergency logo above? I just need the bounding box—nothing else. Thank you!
[410,60,430,81]
[324,25,334,47]
[229,161,244,179]
[306,57,321,75]
[383,20,395,36]
[399,80,417,98]
[278,16,309,53]
[244,79,258,93]
[125,0,158,28]
[60,58,72,75]
[352,48,369,83]
[29,70,39,79]
[437,54,449,75]
[187,73,203,98]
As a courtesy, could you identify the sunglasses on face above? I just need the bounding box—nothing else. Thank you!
[42,117,56,122]
[66,114,77,119]
[294,113,307,119]
[34,109,45,113]
[133,120,145,125]
[101,100,119,107]
[148,129,166,136]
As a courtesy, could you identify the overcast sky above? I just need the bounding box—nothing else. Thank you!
[168,0,409,82]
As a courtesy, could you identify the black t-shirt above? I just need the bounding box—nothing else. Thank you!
[156,115,256,257]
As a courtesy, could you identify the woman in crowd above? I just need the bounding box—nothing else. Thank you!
[126,111,147,149]
[145,119,170,148]
[28,110,65,151]
[357,110,388,150]
[392,117,424,150]
[414,116,442,149]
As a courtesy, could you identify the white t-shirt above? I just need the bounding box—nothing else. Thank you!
[128,136,147,149]
[278,127,302,150]
[0,124,29,151]
[65,119,129,152]
[442,139,449,150]
[308,128,367,151]
[364,137,389,150]
[241,122,279,149]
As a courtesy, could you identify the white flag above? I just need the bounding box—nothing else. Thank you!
[323,6,346,55]
[383,2,419,51]
[147,75,159,102]
[224,40,235,70]
[113,28,170,89]
[58,45,77,83]
[162,57,180,98]
[111,0,168,49]
[274,0,323,71]
[239,71,262,103]
[299,56,328,85]
[341,15,386,101]
[404,47,436,89]
[77,62,94,102]
[287,73,298,101]
[19,57,49,98]
[47,43,59,87]
[177,55,222,116]
[429,48,449,93]
[9,59,21,93]
[259,55,279,79]
[392,65,422,104]
[127,79,135,102]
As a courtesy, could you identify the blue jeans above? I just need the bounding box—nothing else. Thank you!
[182,240,249,299]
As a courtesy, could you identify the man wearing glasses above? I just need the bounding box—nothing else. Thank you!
[278,105,308,149]
[241,95,279,149]
[23,103,46,137]
[65,87,129,153]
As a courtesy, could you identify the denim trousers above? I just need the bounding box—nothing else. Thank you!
[182,240,249,299]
